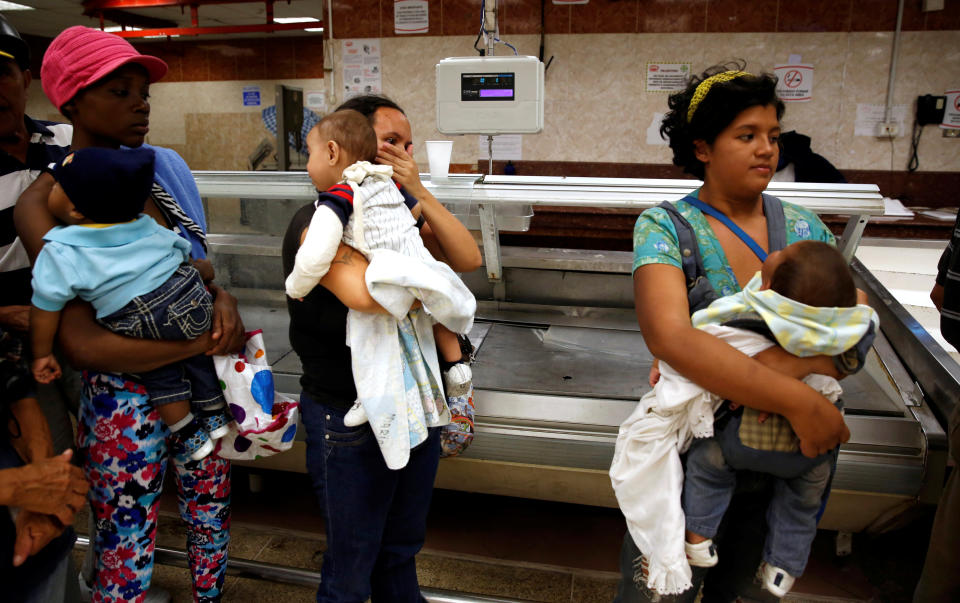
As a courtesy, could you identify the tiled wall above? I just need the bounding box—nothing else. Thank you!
[344,30,960,175]
[135,36,324,82]
[330,0,960,38]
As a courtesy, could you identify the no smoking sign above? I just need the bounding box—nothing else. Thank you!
[774,64,814,102]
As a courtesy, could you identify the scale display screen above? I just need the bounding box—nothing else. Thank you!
[461,73,515,101]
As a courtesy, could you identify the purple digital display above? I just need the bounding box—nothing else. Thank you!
[461,73,515,101]
[480,89,513,98]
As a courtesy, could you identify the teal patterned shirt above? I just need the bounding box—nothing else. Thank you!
[632,192,836,298]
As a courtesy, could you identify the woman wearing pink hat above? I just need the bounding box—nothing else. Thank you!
[15,26,243,603]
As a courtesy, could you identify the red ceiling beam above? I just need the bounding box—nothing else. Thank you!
[109,21,321,37]
[95,8,178,28]
[84,0,271,10]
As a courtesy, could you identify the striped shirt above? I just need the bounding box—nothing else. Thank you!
[936,209,960,348]
[318,180,427,261]
[0,117,72,306]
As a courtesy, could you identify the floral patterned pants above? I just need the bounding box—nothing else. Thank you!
[78,372,231,603]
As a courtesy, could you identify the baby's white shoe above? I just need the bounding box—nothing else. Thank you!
[684,538,718,567]
[759,561,796,597]
[443,362,472,397]
[343,401,368,427]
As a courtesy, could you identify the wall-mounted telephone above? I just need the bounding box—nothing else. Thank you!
[916,94,946,126]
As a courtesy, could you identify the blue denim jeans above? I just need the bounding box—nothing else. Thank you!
[300,391,439,603]
[99,264,223,407]
[683,437,832,576]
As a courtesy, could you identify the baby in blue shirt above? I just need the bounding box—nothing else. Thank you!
[30,146,230,460]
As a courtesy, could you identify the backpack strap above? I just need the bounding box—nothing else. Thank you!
[658,201,719,315]
[721,318,777,343]
[762,193,787,253]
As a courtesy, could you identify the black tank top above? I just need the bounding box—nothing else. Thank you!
[281,202,356,407]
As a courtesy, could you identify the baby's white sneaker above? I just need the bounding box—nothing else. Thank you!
[759,561,796,597]
[684,538,718,567]
[343,401,368,427]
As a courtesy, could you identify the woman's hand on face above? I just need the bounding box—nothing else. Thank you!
[377,142,426,198]
[206,284,245,355]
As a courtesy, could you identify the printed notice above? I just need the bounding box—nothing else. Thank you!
[395,0,428,34]
[242,86,261,107]
[941,89,960,129]
[477,134,523,160]
[774,64,814,102]
[854,103,908,137]
[552,0,589,4]
[342,39,382,99]
[646,112,668,146]
[645,63,691,93]
[305,90,326,110]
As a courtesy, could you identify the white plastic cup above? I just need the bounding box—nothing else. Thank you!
[425,140,453,180]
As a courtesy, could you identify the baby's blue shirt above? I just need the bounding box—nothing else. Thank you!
[31,215,191,318]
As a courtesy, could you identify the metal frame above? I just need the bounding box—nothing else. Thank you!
[193,171,884,293]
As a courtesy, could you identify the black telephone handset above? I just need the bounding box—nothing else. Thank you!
[916,94,946,126]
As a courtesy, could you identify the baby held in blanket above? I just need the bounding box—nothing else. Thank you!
[284,109,476,469]
[609,241,878,596]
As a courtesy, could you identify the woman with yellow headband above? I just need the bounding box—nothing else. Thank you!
[616,63,850,602]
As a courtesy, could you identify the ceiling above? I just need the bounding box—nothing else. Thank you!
[1,0,324,41]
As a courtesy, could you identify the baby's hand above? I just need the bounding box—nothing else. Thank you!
[192,258,215,283]
[31,355,61,384]
[648,358,661,388]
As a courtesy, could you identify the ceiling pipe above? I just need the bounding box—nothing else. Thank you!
[109,21,321,37]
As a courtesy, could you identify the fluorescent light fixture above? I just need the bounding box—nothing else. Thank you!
[273,17,319,24]
[304,27,324,32]
[103,26,142,32]
[0,1,35,10]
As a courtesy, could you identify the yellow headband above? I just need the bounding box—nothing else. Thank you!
[686,70,750,123]
[0,50,14,61]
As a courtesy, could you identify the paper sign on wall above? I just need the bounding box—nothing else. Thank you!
[774,64,814,102]
[552,0,589,4]
[395,0,429,34]
[854,103,908,137]
[342,39,382,99]
[942,89,960,129]
[477,134,522,160]
[242,86,261,107]
[645,63,691,92]
[646,112,668,146]
[305,90,326,110]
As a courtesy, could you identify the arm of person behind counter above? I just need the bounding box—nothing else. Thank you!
[14,173,212,373]
[377,142,482,272]
[634,263,850,458]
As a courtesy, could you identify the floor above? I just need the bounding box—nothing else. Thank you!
[72,466,937,603]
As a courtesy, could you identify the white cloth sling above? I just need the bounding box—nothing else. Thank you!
[609,325,842,595]
[285,161,469,469]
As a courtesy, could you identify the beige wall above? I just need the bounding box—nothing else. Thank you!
[25,30,960,173]
[370,31,960,173]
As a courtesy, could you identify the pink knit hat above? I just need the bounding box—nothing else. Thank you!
[41,26,167,110]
